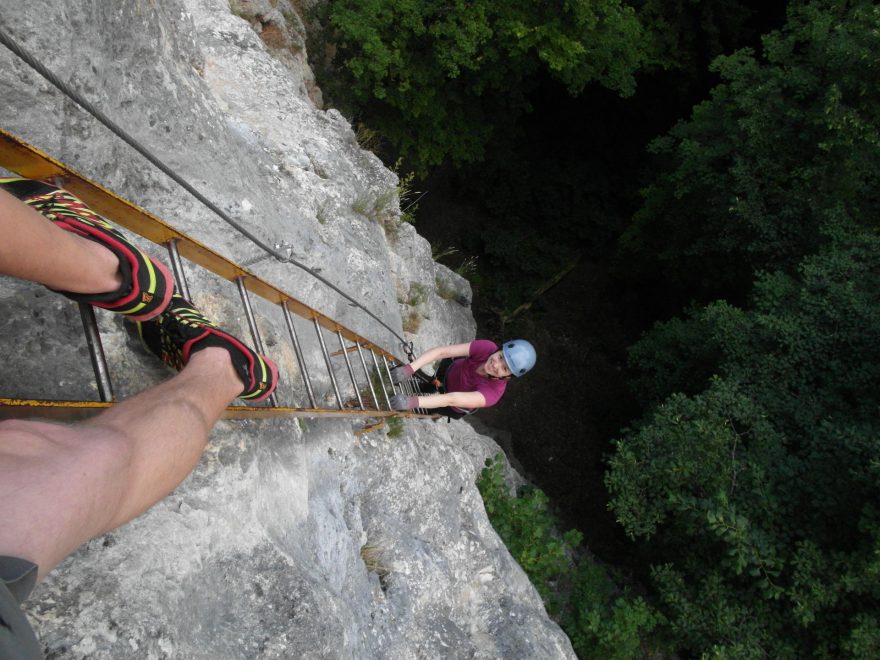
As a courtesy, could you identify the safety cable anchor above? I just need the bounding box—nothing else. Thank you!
[273,240,294,263]
[402,341,416,363]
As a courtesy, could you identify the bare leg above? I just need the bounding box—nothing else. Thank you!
[0,184,269,582]
[0,347,242,580]
[0,188,121,294]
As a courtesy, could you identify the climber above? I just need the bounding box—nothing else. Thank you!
[0,179,278,658]
[387,339,536,418]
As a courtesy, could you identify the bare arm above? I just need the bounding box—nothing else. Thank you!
[417,390,487,410]
[408,342,472,372]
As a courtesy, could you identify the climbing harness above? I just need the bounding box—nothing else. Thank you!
[411,358,475,419]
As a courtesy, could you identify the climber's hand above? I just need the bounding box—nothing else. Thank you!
[390,394,418,410]
[390,364,414,384]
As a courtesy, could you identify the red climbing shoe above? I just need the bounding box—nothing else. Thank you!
[137,294,279,402]
[0,177,173,321]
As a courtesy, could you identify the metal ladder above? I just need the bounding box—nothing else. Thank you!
[0,128,433,421]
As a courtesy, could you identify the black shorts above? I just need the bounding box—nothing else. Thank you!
[0,556,42,659]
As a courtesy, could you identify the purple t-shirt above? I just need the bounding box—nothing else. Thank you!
[445,339,507,408]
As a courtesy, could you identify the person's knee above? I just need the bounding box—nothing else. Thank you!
[0,417,132,464]
[0,418,135,570]
[0,418,74,458]
[0,417,136,521]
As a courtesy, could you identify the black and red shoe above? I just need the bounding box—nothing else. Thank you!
[137,294,279,402]
[0,177,173,321]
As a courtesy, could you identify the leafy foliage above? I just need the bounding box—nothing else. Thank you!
[478,454,582,607]
[608,231,880,655]
[621,0,880,300]
[317,0,645,171]
[564,561,665,660]
[607,3,880,654]
[478,454,662,657]
[631,0,764,73]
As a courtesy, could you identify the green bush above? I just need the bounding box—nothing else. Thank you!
[478,454,580,607]
[478,454,661,657]
[566,571,663,660]
[386,415,404,439]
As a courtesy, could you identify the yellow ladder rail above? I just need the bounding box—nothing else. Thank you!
[0,128,394,359]
[0,399,427,422]
[0,128,432,420]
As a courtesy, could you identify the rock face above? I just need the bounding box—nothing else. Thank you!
[0,1,575,657]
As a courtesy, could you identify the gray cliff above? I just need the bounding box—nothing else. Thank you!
[0,1,574,658]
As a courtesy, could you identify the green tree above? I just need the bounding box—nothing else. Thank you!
[621,0,880,300]
[609,5,880,654]
[316,0,645,171]
[478,454,663,658]
[607,231,880,655]
[631,0,767,73]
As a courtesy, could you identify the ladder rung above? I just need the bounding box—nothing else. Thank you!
[78,302,114,402]
[381,356,400,396]
[337,330,365,410]
[370,349,392,409]
[235,276,278,407]
[165,238,192,300]
[314,319,344,409]
[356,344,380,410]
[281,301,316,407]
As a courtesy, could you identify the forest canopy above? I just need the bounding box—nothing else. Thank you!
[316,0,646,171]
[611,1,880,655]
[622,0,880,302]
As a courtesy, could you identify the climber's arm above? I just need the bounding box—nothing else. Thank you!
[416,390,486,410]
[408,342,471,372]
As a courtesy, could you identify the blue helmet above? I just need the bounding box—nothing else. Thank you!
[502,339,536,377]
